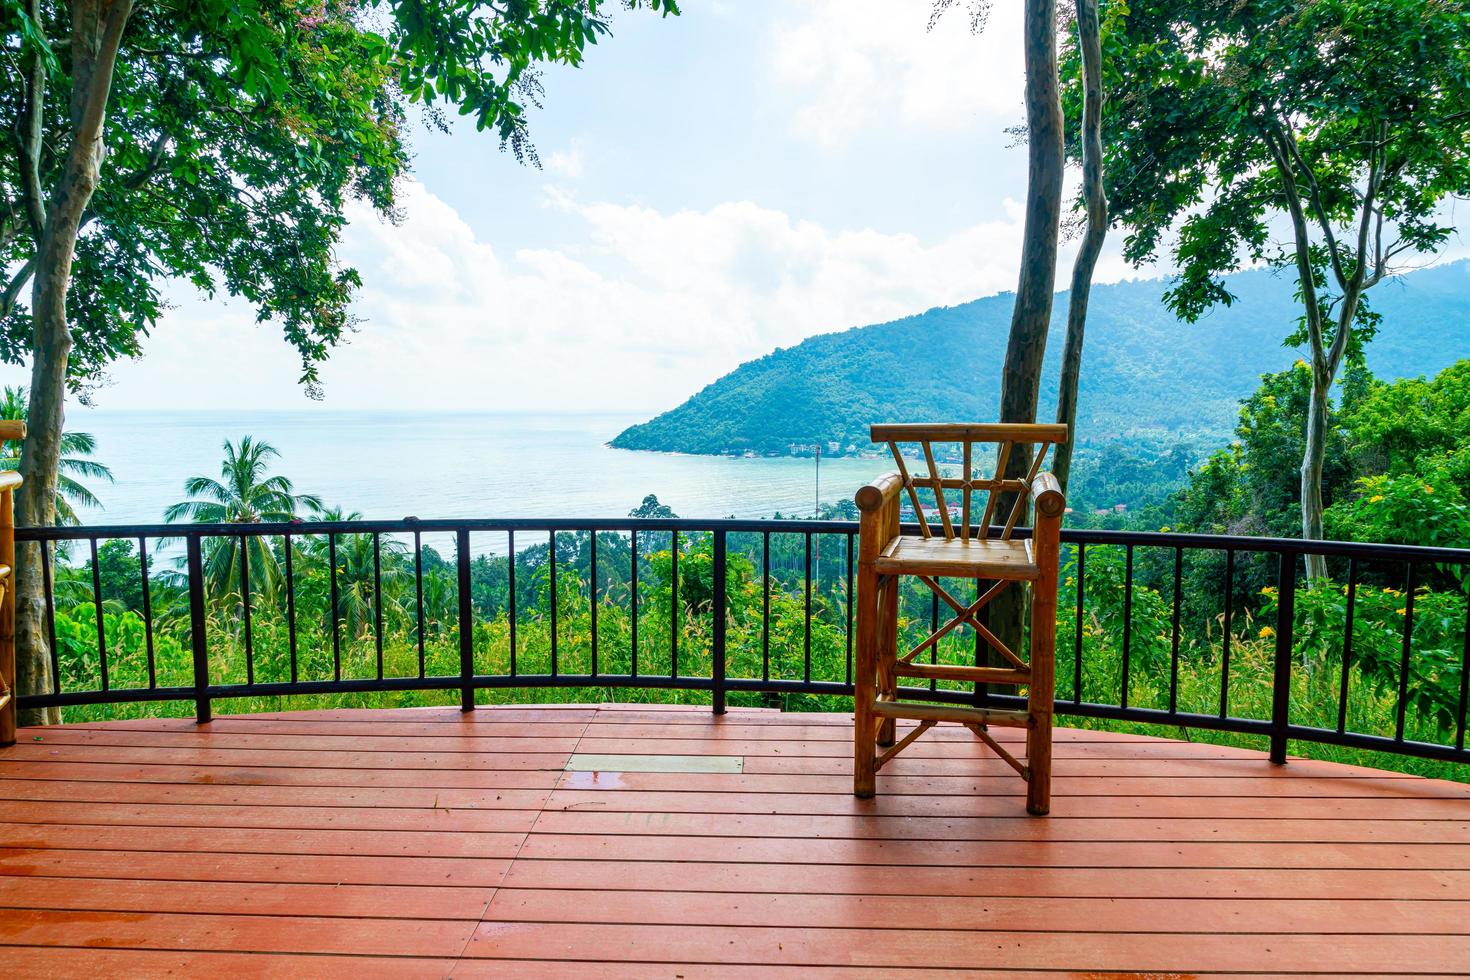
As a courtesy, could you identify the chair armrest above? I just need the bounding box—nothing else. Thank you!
[1030,471,1065,521]
[855,471,904,514]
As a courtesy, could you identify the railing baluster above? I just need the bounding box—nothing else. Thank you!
[186,535,210,724]
[1168,546,1182,714]
[1337,558,1358,734]
[845,532,854,686]
[590,531,599,677]
[40,542,58,693]
[508,530,517,677]
[240,536,253,687]
[761,530,770,684]
[328,533,341,683]
[456,527,473,711]
[713,530,727,714]
[285,533,298,685]
[1395,561,1416,741]
[413,530,424,679]
[804,532,812,684]
[138,537,155,690]
[1074,543,1086,705]
[1456,572,1470,753]
[629,529,637,679]
[1120,545,1133,710]
[549,530,558,677]
[671,529,679,679]
[89,538,108,692]
[1269,551,1297,764]
[1219,549,1234,717]
[373,533,384,680]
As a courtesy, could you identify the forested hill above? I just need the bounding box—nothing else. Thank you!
[611,260,1470,456]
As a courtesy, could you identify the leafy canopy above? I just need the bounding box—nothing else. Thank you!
[0,0,677,397]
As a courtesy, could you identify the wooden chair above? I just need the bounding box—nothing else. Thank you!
[853,422,1067,814]
[0,420,23,747]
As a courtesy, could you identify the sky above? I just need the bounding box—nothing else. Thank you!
[7,1,1158,415]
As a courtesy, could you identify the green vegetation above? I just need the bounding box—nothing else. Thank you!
[611,261,1470,457]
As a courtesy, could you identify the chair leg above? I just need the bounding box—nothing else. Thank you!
[854,565,879,798]
[876,575,899,747]
[1026,569,1058,816]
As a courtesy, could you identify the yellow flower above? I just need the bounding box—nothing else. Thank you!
[1396,607,1407,616]
[1369,494,1385,503]
[1423,485,1434,494]
[1259,626,1274,639]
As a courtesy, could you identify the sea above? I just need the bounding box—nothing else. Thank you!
[63,410,895,529]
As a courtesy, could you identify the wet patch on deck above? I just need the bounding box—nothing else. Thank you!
[565,753,744,774]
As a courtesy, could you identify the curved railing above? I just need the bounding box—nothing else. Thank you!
[10,517,1470,768]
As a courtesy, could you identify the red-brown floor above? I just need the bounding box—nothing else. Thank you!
[1,702,1467,977]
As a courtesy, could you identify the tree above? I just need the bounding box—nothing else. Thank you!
[0,385,111,524]
[630,493,677,519]
[1092,0,1470,579]
[1052,0,1108,494]
[1,0,677,719]
[165,436,322,600]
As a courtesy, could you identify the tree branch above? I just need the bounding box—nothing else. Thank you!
[0,256,36,319]
[18,0,49,240]
[1276,117,1347,290]
[1262,124,1327,373]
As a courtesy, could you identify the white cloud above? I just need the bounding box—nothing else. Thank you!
[769,0,1025,148]
[5,178,1141,414]
[545,146,584,179]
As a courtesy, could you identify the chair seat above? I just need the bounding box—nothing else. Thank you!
[873,535,1038,580]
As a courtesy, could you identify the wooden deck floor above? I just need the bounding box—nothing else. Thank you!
[1,703,1468,977]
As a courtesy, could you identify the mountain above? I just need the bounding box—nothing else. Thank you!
[611,261,1470,456]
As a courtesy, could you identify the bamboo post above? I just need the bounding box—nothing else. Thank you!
[0,420,23,747]
[853,472,901,798]
[1026,472,1065,815]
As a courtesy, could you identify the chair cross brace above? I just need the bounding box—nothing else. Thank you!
[902,575,1024,672]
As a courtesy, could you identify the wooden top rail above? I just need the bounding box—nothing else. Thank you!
[1031,471,1065,519]
[870,422,1068,444]
[0,420,24,442]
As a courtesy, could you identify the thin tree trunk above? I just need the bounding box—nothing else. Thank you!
[1052,0,1107,495]
[993,0,1065,666]
[1300,368,1330,582]
[14,0,133,725]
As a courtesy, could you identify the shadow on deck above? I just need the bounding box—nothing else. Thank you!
[1,703,1468,976]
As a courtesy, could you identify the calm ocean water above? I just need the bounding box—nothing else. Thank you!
[64,410,894,528]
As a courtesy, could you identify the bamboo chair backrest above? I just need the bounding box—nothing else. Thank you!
[870,423,1068,542]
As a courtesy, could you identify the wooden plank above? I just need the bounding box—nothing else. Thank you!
[0,876,492,919]
[0,949,460,979]
[48,717,590,738]
[542,787,1470,819]
[0,778,551,810]
[485,888,1470,934]
[0,848,511,886]
[26,729,585,753]
[500,857,1470,899]
[551,769,1470,798]
[0,823,527,859]
[460,922,1470,972]
[1,743,571,770]
[0,908,477,956]
[0,760,563,788]
[0,800,537,833]
[512,832,1470,870]
[528,809,1470,843]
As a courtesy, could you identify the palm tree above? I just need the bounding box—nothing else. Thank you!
[166,437,322,600]
[0,386,113,525]
[299,507,409,639]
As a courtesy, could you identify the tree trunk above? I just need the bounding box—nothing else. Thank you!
[1300,366,1331,582]
[992,0,1065,670]
[1052,0,1107,496]
[14,0,133,726]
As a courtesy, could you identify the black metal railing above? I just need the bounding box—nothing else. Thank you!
[12,517,1470,768]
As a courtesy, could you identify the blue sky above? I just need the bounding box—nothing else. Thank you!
[10,2,1143,414]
